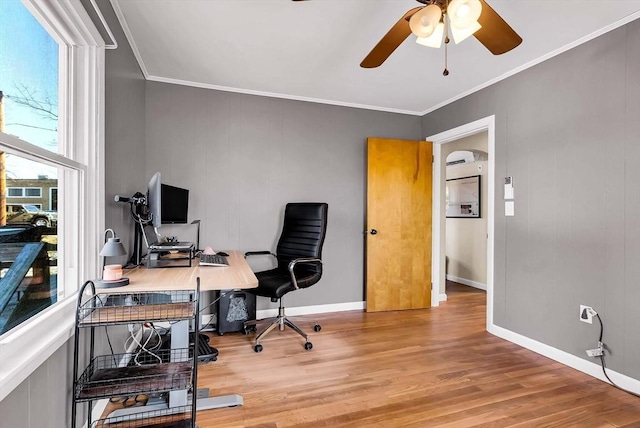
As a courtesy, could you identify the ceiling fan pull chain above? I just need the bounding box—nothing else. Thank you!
[443,9,450,76]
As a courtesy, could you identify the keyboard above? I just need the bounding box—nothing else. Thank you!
[199,253,229,267]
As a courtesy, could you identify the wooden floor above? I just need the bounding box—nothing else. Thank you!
[194,283,640,427]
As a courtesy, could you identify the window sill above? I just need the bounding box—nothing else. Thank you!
[0,296,76,401]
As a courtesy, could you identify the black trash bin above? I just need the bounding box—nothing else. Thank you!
[216,290,256,335]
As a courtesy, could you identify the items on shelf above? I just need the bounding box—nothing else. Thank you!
[71,280,200,428]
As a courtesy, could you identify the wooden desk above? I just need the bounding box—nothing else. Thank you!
[105,250,257,419]
[120,250,258,292]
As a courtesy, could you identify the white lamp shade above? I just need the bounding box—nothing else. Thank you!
[409,4,442,38]
[451,20,482,44]
[416,22,445,48]
[448,0,482,29]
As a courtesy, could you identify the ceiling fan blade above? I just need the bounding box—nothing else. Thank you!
[474,0,522,55]
[360,7,422,68]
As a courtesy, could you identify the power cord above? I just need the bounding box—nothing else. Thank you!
[592,312,640,398]
[125,323,163,365]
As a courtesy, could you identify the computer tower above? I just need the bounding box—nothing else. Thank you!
[216,290,256,335]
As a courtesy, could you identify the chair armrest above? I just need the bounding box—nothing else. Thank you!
[288,258,322,289]
[244,250,276,259]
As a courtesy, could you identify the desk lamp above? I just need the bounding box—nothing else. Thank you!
[95,228,129,288]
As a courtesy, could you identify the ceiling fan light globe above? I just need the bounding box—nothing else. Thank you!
[451,20,482,44]
[416,22,444,48]
[409,4,442,38]
[448,0,482,29]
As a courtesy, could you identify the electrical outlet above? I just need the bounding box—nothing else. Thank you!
[580,305,594,324]
[586,348,604,357]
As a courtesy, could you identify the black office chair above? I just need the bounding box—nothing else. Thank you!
[244,202,328,353]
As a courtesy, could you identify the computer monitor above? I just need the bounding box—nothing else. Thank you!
[146,172,190,228]
[147,172,162,228]
[161,183,189,224]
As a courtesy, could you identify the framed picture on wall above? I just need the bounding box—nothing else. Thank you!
[446,175,481,218]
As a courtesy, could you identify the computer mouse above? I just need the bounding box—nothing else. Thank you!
[217,251,229,257]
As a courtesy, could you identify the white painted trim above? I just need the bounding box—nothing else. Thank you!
[109,0,150,78]
[0,0,105,401]
[88,0,118,49]
[491,325,640,395]
[146,75,422,116]
[420,12,640,116]
[431,142,442,308]
[256,301,365,320]
[428,115,495,333]
[0,132,86,172]
[438,293,448,302]
[446,275,487,291]
[89,400,109,428]
[0,297,76,401]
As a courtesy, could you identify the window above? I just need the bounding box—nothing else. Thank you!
[0,0,60,335]
[0,0,105,400]
[25,188,42,197]
[6,187,43,198]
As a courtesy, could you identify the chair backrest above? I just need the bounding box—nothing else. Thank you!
[276,202,328,288]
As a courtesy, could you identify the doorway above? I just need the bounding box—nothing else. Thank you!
[428,115,496,332]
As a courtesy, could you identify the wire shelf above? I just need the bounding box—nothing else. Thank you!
[75,348,193,401]
[90,405,193,428]
[78,290,196,326]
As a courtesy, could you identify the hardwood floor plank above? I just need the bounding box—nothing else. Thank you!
[191,284,640,427]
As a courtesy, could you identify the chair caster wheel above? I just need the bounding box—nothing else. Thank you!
[314,324,321,332]
[304,342,313,350]
[254,344,263,353]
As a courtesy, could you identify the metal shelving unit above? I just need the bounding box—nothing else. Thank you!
[72,281,200,428]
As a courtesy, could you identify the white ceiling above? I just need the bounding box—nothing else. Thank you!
[110,0,640,115]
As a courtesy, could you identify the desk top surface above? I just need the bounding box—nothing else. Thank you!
[115,250,258,292]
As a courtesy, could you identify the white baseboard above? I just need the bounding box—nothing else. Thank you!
[88,399,109,428]
[490,324,640,394]
[446,274,487,291]
[256,301,365,319]
[438,293,448,302]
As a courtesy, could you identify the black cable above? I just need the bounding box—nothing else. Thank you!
[594,313,640,398]
[104,326,118,366]
[198,291,227,331]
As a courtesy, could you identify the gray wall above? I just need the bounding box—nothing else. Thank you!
[100,1,147,260]
[144,82,422,309]
[422,19,640,380]
[0,1,146,426]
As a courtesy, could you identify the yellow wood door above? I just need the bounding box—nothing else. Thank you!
[366,137,432,312]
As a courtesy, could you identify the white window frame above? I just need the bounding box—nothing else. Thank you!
[0,0,105,401]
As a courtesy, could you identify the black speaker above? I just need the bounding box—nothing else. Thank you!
[216,290,256,335]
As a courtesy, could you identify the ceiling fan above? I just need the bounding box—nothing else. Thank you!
[293,0,522,74]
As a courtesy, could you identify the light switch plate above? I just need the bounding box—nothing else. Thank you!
[505,201,515,216]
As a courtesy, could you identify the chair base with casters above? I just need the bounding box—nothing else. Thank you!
[244,298,321,353]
